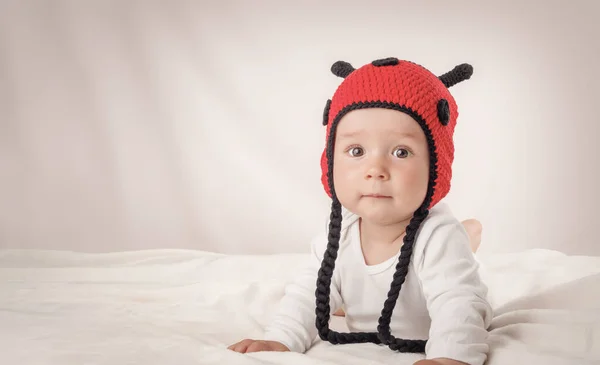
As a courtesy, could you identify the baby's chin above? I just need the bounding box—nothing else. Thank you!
[361,214,411,227]
[351,204,414,226]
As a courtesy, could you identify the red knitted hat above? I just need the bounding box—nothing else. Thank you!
[320,57,473,209]
[314,57,474,353]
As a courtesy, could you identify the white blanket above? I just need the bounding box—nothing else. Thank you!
[0,248,599,365]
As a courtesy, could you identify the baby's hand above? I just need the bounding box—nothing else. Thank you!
[413,359,469,365]
[227,339,290,353]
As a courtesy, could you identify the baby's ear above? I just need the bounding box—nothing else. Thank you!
[331,61,355,78]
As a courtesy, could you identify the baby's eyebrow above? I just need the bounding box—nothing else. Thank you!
[338,130,418,140]
[337,130,366,139]
[389,131,419,140]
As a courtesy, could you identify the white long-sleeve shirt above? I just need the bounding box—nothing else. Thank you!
[263,202,493,365]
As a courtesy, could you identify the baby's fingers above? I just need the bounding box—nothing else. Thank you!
[228,339,255,353]
[245,341,269,353]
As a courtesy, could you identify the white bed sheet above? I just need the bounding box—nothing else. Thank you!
[0,248,599,365]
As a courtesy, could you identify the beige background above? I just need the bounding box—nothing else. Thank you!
[0,0,598,255]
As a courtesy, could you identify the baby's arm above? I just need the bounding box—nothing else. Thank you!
[416,222,493,365]
[262,233,343,352]
[229,232,343,353]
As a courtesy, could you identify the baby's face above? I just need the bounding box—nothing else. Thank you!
[333,108,430,226]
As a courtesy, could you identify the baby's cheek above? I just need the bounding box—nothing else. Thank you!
[333,164,362,206]
[334,172,355,192]
[398,163,429,194]
[333,158,358,182]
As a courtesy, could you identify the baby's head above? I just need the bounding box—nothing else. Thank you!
[320,58,473,214]
[315,57,473,351]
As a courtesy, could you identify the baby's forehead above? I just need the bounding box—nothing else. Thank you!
[337,108,421,135]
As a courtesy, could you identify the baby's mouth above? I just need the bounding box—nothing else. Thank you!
[362,194,392,199]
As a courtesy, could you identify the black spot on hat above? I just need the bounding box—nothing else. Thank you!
[372,57,399,67]
[437,99,450,126]
[322,99,331,126]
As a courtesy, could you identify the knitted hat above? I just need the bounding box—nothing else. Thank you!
[314,57,473,353]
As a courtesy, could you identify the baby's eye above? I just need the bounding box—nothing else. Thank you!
[393,147,410,159]
[347,147,364,157]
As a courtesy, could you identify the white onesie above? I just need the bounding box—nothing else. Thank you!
[263,202,493,365]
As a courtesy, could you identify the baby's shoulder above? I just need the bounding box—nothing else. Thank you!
[411,202,470,262]
[418,201,462,231]
[309,207,359,261]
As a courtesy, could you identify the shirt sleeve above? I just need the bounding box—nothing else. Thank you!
[263,232,343,353]
[415,221,493,365]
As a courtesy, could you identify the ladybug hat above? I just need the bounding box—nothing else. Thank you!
[314,57,473,353]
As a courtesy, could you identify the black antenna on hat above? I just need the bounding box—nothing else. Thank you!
[438,63,473,88]
[331,61,355,78]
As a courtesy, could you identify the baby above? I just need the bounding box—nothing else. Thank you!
[229,58,492,365]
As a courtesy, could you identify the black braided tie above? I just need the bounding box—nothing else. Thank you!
[315,197,342,340]
[314,197,429,353]
[388,338,427,352]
